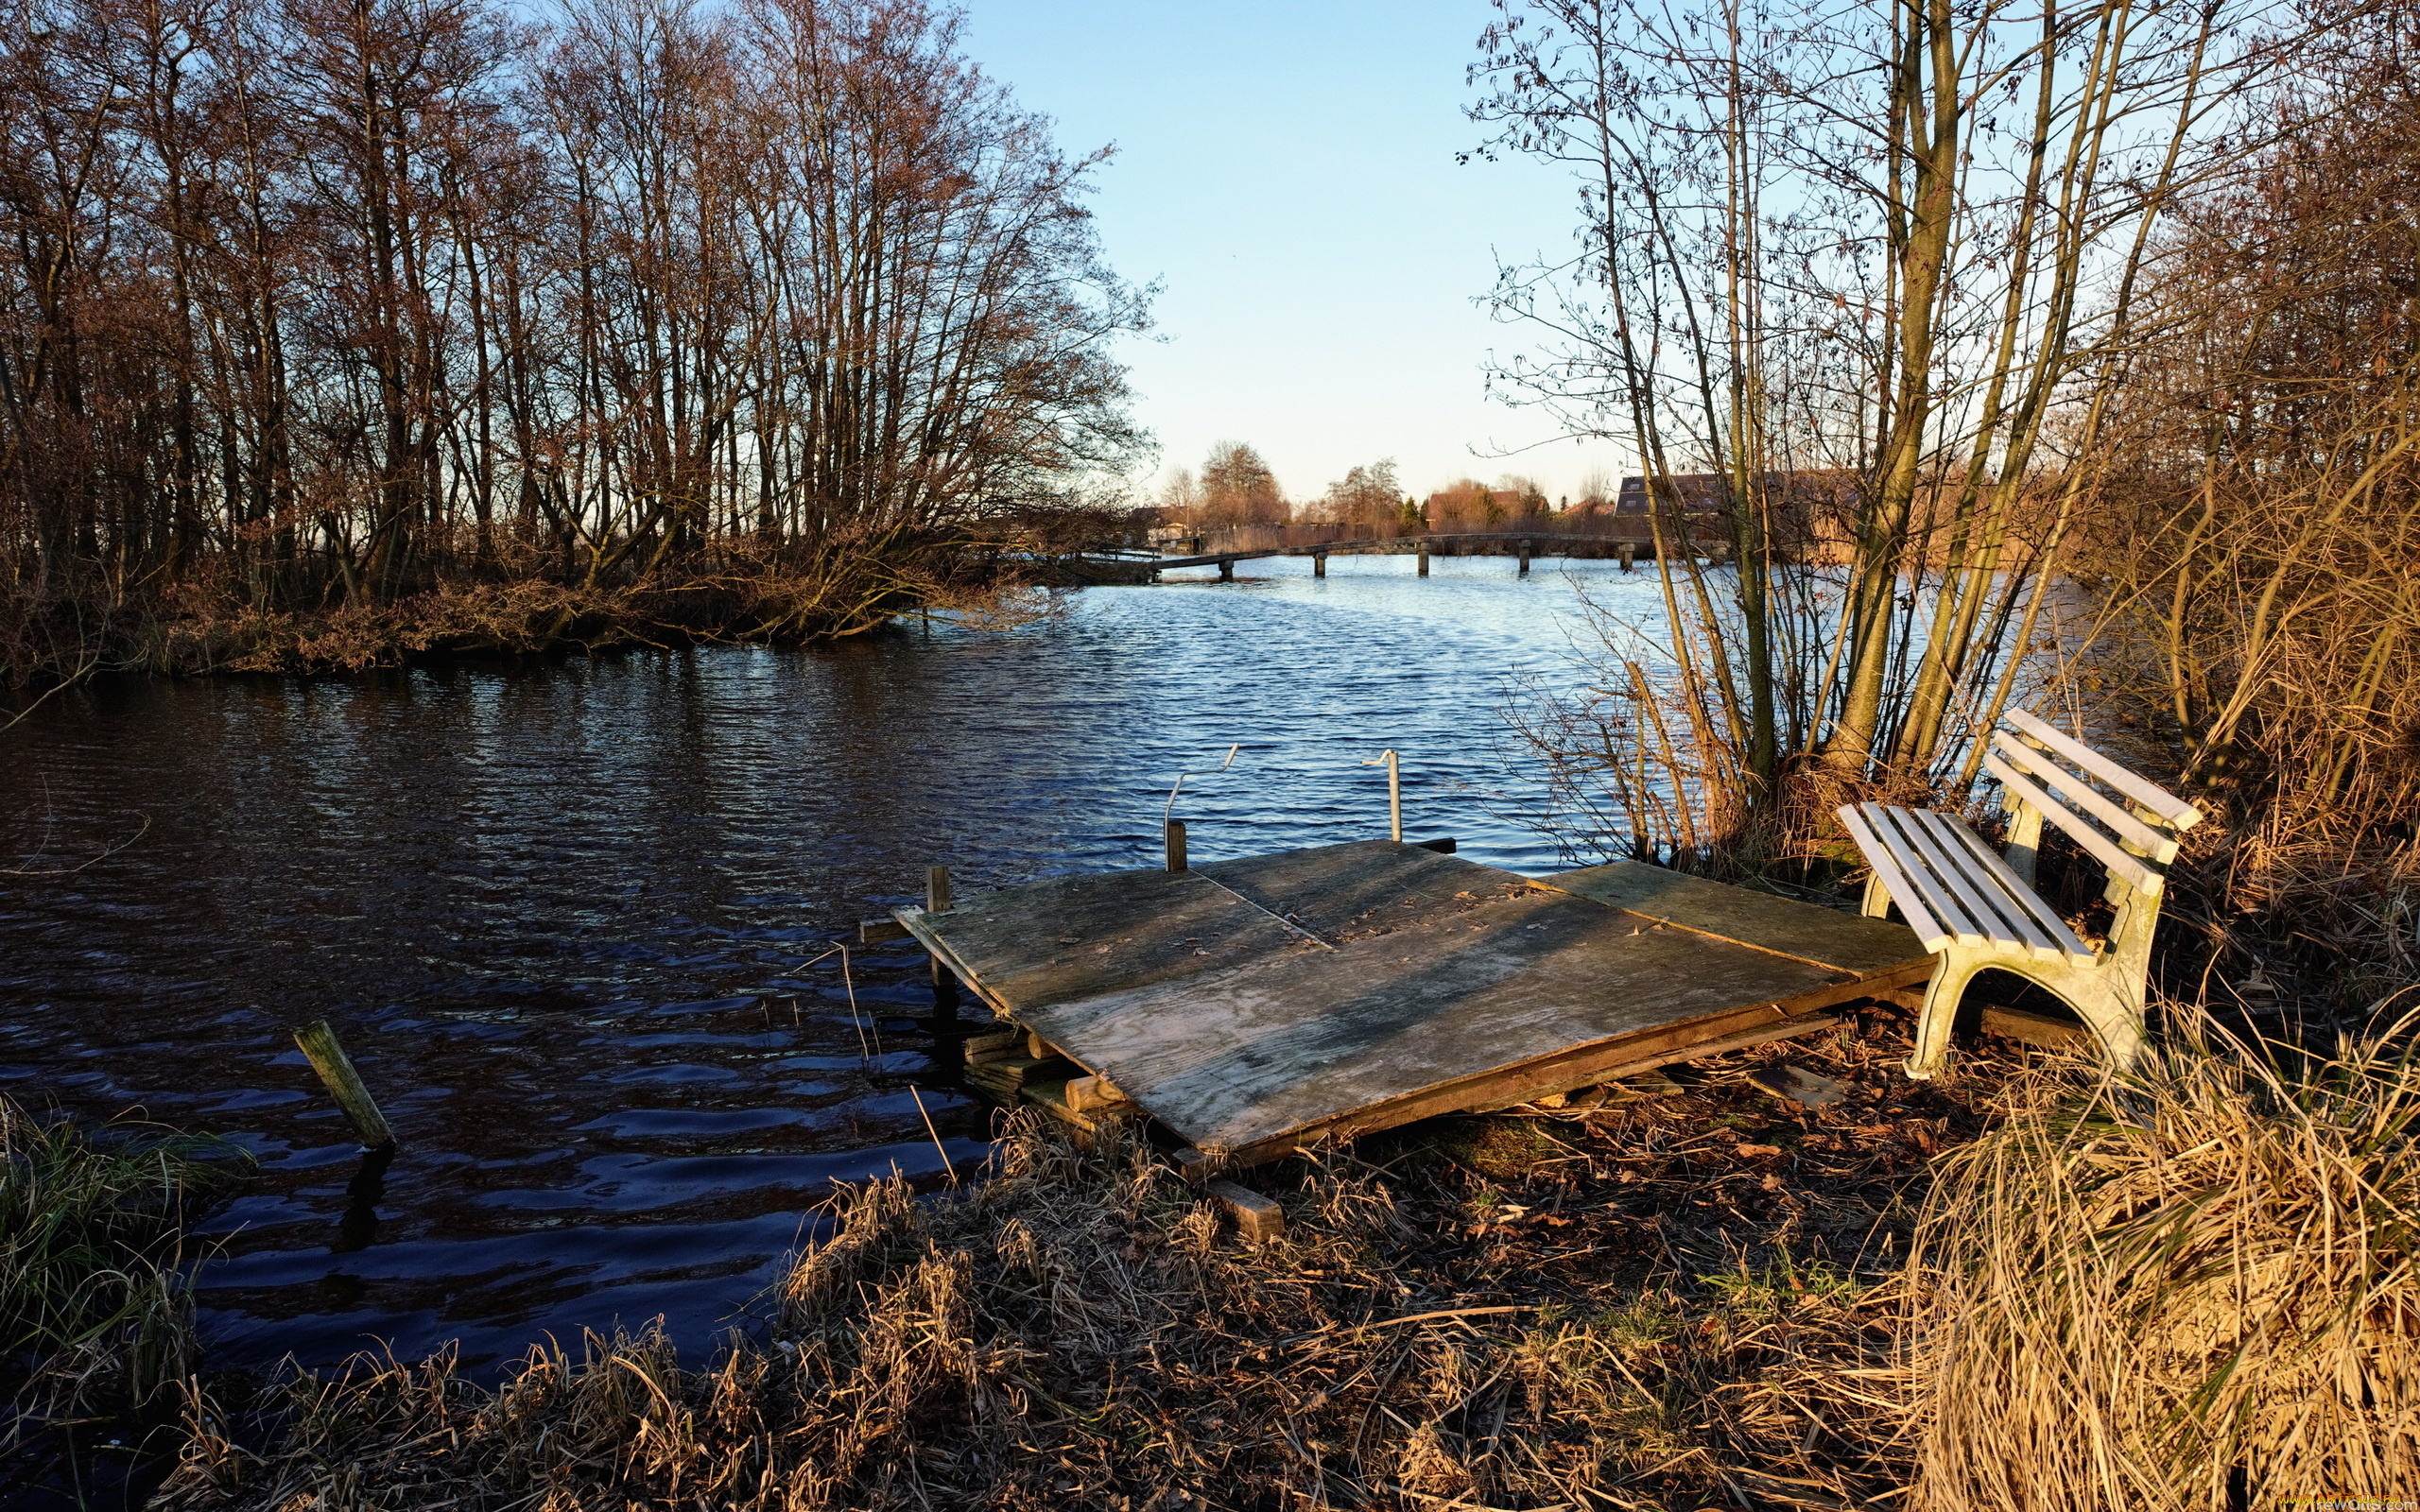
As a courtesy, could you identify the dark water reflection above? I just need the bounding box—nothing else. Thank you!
[0,554,1665,1374]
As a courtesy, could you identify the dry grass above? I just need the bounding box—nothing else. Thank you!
[53,998,2420,1509]
[157,1017,2013,1512]
[1908,1002,2420,1510]
[1,523,1078,685]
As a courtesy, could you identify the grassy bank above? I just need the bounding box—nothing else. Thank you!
[21,1001,2417,1508]
[0,523,1105,688]
[154,1020,1984,1511]
[0,1101,249,1505]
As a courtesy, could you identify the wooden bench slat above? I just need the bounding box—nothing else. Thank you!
[1854,803,1985,946]
[1989,740,2179,861]
[1917,808,2097,965]
[1895,807,2068,961]
[1985,755,2166,895]
[2003,710,2201,830]
[1873,804,2005,947]
[1838,804,1954,950]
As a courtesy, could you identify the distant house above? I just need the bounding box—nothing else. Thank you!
[1615,472,1736,514]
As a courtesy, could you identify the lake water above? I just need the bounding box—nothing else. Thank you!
[0,552,1668,1374]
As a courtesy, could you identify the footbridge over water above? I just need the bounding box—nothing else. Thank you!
[1062,530,1729,585]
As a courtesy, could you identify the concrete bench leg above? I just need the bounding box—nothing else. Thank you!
[1907,951,2148,1079]
[1906,951,1983,1079]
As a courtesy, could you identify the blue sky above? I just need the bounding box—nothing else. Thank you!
[958,0,1631,506]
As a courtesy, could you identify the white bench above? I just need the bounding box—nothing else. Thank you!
[1838,709,2203,1078]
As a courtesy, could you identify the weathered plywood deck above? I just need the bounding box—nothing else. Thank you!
[899,840,1930,1163]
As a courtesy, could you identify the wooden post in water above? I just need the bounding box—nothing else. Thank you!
[1416,541,1430,576]
[1313,550,1326,578]
[1618,541,1635,572]
[1165,819,1188,872]
[292,1019,395,1150]
[925,867,959,1016]
[1518,539,1532,576]
[1219,558,1234,581]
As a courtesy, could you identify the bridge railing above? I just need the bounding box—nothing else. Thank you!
[1145,518,1704,557]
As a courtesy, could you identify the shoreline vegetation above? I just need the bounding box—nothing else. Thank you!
[13,1003,2419,1509]
[0,0,1148,693]
[3,512,1118,686]
[8,0,2420,1501]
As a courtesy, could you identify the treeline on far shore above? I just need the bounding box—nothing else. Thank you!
[0,0,1149,686]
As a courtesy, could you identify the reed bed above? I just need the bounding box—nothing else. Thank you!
[0,1098,247,1498]
[1908,1005,2420,1510]
[158,1019,2002,1512]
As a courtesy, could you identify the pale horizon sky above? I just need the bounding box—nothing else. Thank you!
[958,0,1633,507]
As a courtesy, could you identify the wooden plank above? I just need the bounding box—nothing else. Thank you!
[1981,1004,2088,1049]
[1250,959,1927,1155]
[1894,807,2068,960]
[2003,709,2201,829]
[1535,860,1929,975]
[1228,1011,1847,1162]
[896,866,1305,1014]
[1981,757,2165,894]
[1837,804,1955,950]
[1989,740,2179,859]
[1917,809,2097,965]
[1019,884,1844,1156]
[1198,838,1528,942]
[1862,805,1989,946]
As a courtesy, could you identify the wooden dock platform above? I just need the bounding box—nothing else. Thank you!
[897,839,1931,1165]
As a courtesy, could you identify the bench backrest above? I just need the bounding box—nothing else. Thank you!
[1985,709,2202,897]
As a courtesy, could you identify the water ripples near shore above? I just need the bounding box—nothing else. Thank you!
[0,552,1670,1372]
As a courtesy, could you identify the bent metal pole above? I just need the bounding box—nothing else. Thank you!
[1360,749,1402,842]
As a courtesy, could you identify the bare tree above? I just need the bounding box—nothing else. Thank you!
[1195,439,1284,527]
[1474,0,2265,865]
[0,0,1148,679]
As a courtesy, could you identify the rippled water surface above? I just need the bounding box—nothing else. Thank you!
[0,554,1666,1372]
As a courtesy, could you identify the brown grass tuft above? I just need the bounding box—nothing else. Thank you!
[158,1022,1992,1511]
[1909,1003,2420,1509]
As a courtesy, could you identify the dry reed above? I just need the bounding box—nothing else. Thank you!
[1908,1002,2420,1509]
[158,1019,2005,1512]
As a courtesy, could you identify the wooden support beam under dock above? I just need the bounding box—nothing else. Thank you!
[895,838,1931,1165]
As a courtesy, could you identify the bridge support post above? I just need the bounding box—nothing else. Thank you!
[1417,541,1430,576]
[1518,539,1531,576]
[1313,550,1326,578]
[1219,558,1234,581]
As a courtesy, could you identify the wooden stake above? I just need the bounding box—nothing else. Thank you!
[1416,541,1430,576]
[292,1019,394,1151]
[1313,550,1326,578]
[1166,817,1188,872]
[925,866,959,1016]
[1518,539,1532,575]
[1206,1179,1287,1241]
